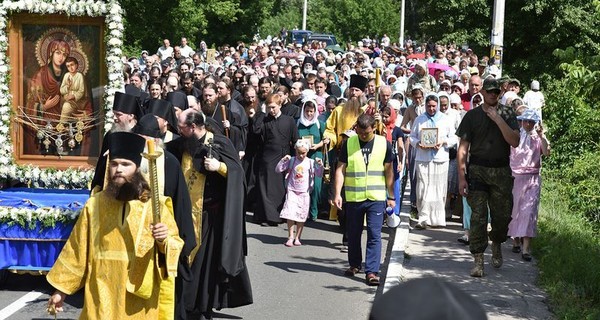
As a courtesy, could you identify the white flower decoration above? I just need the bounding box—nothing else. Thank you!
[0,0,123,189]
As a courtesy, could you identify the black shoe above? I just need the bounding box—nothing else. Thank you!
[200,311,213,320]
[522,253,532,261]
[344,266,361,276]
[512,245,521,253]
[457,235,470,245]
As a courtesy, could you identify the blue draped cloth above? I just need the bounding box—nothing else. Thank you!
[0,188,89,269]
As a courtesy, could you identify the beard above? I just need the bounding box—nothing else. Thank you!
[243,99,259,115]
[183,134,200,155]
[201,100,218,116]
[111,121,134,133]
[342,95,364,119]
[106,169,150,202]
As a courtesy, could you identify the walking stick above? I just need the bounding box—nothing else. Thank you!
[220,105,229,138]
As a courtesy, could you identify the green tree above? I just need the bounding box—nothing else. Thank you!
[257,0,401,44]
[413,0,600,81]
[412,0,491,50]
[259,0,304,37]
[120,0,275,56]
[503,0,600,81]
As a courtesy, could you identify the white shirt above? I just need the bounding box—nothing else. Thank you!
[522,90,545,119]
[180,45,195,58]
[442,107,462,131]
[381,36,390,47]
[157,46,173,61]
[409,112,457,162]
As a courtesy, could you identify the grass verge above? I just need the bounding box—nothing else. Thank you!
[535,178,600,319]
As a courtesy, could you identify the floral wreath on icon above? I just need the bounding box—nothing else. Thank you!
[0,0,125,189]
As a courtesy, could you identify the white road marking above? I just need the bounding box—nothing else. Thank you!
[0,290,44,320]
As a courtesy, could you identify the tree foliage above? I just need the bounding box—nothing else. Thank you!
[258,0,401,44]
[119,0,273,56]
[412,0,600,82]
[542,6,600,227]
[412,0,492,50]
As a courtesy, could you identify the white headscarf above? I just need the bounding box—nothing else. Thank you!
[298,97,320,129]
[424,93,442,116]
[470,93,483,109]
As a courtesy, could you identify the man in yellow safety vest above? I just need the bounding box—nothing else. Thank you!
[333,113,395,286]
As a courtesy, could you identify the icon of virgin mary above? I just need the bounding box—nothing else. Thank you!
[24,28,92,155]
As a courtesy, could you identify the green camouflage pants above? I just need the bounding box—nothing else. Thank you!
[466,164,514,254]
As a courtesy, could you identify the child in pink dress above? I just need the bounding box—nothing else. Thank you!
[508,109,550,261]
[276,140,324,247]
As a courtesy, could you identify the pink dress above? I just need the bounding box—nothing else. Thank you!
[508,130,543,238]
[276,157,323,222]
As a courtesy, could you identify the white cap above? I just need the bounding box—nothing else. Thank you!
[531,80,540,91]
[388,99,401,110]
[449,93,461,104]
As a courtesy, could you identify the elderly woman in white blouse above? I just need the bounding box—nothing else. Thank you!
[409,93,458,229]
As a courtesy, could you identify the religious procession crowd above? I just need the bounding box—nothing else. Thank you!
[44,34,550,319]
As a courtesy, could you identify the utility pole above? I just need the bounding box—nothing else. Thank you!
[302,0,308,30]
[399,0,406,47]
[490,0,505,77]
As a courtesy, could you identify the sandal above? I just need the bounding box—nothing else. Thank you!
[344,266,361,276]
[284,238,294,247]
[293,239,302,246]
[522,253,532,261]
[512,245,521,253]
[366,273,380,286]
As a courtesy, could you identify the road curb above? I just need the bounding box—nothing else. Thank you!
[382,186,411,294]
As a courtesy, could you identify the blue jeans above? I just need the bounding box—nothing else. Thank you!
[345,200,385,274]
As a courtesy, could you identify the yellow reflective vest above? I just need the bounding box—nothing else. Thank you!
[344,135,387,202]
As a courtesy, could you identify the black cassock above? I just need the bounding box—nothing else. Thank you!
[167,134,253,316]
[243,111,265,212]
[207,103,245,154]
[253,113,299,223]
[224,99,249,152]
[90,132,196,320]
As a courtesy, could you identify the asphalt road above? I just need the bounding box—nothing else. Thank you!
[0,213,394,320]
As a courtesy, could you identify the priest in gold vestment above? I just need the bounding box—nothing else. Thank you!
[167,109,253,320]
[47,132,184,319]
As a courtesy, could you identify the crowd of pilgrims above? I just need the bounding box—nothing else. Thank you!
[124,36,546,235]
[52,36,547,318]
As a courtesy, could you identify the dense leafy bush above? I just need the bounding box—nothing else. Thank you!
[561,151,600,226]
[543,80,600,172]
[536,180,600,319]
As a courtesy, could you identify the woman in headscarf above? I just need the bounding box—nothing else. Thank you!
[406,60,437,95]
[409,93,457,229]
[297,96,329,221]
[379,103,405,216]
